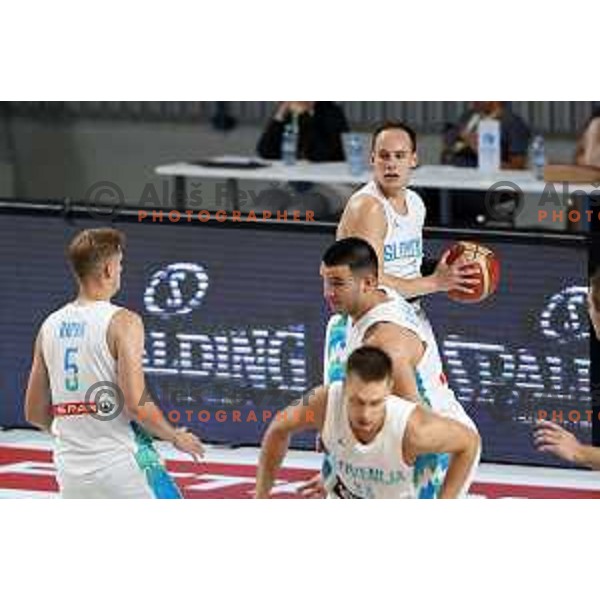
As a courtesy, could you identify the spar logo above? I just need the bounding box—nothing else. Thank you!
[144,263,209,315]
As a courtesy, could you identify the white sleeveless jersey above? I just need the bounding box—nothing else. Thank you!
[40,300,141,476]
[321,381,416,499]
[346,290,471,424]
[349,180,425,280]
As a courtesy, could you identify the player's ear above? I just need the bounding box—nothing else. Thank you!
[103,259,113,279]
[410,152,418,169]
[363,272,378,290]
[370,150,375,166]
[385,374,394,393]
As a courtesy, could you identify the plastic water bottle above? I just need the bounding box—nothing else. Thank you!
[477,119,501,172]
[530,135,545,180]
[346,133,364,176]
[281,123,296,165]
[281,114,298,165]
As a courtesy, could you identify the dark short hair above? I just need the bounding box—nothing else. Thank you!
[68,228,125,280]
[322,237,378,278]
[591,268,600,312]
[371,120,417,153]
[347,347,393,383]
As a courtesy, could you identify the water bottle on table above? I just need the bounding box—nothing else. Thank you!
[477,119,501,172]
[346,133,365,176]
[281,114,299,166]
[530,135,545,180]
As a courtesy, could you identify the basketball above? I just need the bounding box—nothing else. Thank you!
[446,241,500,304]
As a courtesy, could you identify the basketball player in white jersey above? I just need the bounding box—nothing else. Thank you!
[24,228,203,498]
[329,121,478,387]
[337,121,478,300]
[256,346,479,499]
[308,238,481,498]
[323,122,479,496]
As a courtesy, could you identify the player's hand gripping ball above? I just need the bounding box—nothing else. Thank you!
[446,241,500,304]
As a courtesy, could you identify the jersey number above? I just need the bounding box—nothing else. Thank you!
[64,347,79,392]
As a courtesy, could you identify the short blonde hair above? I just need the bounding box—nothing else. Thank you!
[67,228,125,280]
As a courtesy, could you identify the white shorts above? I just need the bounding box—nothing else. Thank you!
[56,452,182,499]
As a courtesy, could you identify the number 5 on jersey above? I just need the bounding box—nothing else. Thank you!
[64,347,79,392]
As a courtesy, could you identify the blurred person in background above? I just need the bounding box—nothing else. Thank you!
[442,101,530,169]
[257,101,348,162]
[440,102,530,228]
[255,102,350,220]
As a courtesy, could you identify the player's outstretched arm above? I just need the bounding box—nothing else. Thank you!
[112,309,204,461]
[24,332,53,431]
[404,406,481,499]
[256,386,328,499]
[337,195,478,299]
[534,420,600,469]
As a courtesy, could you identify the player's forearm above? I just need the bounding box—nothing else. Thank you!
[573,444,600,470]
[128,401,177,443]
[256,426,291,498]
[380,273,440,300]
[438,434,480,499]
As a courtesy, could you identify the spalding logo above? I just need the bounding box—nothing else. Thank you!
[539,286,589,343]
[144,263,209,316]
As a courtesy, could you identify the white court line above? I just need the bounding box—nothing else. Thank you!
[0,489,57,499]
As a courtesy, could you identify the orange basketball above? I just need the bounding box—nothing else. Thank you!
[446,241,500,304]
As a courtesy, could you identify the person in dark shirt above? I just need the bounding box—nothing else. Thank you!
[442,101,531,169]
[257,101,349,162]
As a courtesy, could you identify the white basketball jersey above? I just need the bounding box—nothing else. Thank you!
[346,289,469,422]
[41,300,140,476]
[321,381,416,499]
[349,180,425,280]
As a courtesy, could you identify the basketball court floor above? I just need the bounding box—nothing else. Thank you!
[1,429,599,499]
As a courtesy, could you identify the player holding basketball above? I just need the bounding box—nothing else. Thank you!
[329,121,478,384]
[534,270,600,467]
[323,122,480,496]
[337,121,478,300]
[24,228,203,498]
[307,238,481,498]
[256,346,480,499]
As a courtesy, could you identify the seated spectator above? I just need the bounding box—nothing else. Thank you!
[257,101,348,162]
[442,101,531,169]
[575,105,600,168]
